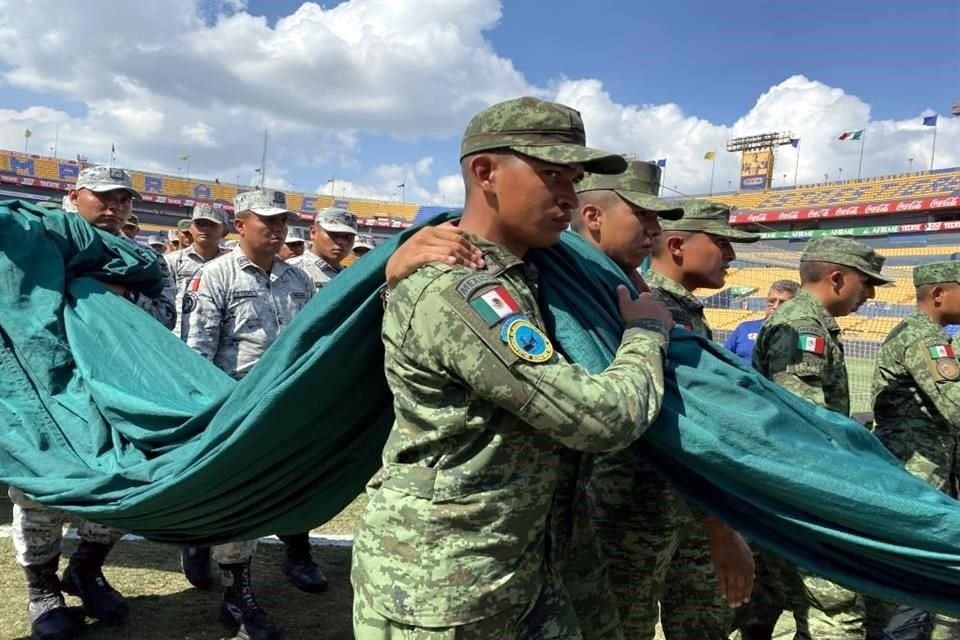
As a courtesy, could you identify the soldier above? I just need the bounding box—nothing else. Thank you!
[724,280,799,364]
[279,228,306,260]
[9,166,175,640]
[180,188,313,640]
[871,261,960,639]
[148,234,167,254]
[287,207,356,289]
[352,96,675,639]
[176,218,194,249]
[586,199,758,640]
[164,203,230,338]
[749,236,892,640]
[353,234,376,257]
[121,213,140,239]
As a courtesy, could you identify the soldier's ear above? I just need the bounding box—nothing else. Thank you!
[581,204,602,231]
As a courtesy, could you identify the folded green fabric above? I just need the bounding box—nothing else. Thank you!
[2,199,960,614]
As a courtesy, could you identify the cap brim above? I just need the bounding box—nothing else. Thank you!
[193,215,225,225]
[513,144,628,175]
[616,190,684,220]
[711,228,762,243]
[862,271,895,287]
[84,185,142,199]
[318,223,358,235]
[247,207,298,219]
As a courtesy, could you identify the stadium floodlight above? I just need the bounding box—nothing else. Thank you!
[726,132,793,152]
[952,99,960,116]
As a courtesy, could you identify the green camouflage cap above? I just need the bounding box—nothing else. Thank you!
[234,188,297,218]
[124,213,140,228]
[460,96,628,175]
[913,261,960,286]
[177,218,192,231]
[576,161,683,220]
[75,166,141,199]
[659,200,760,242]
[315,207,358,235]
[800,236,893,285]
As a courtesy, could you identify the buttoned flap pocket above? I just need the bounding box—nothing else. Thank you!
[377,463,437,499]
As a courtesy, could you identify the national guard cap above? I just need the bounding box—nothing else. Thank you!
[577,161,684,220]
[191,202,227,225]
[234,189,296,218]
[284,227,308,244]
[913,261,960,287]
[355,234,376,251]
[148,234,166,247]
[315,207,358,235]
[800,236,893,285]
[660,200,760,242]
[123,213,140,229]
[177,219,192,231]
[75,166,141,199]
[460,96,628,175]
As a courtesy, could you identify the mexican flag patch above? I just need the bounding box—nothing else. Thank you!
[928,344,955,359]
[798,334,825,355]
[470,286,520,325]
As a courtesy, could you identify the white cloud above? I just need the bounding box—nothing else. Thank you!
[558,75,958,195]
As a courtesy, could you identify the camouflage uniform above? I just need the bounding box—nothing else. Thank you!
[181,234,313,564]
[288,208,358,290]
[588,201,758,640]
[352,97,668,639]
[751,236,893,640]
[871,262,960,639]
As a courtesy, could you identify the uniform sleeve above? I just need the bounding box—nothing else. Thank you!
[756,322,828,409]
[181,268,224,361]
[130,259,177,329]
[399,278,669,453]
[905,337,960,425]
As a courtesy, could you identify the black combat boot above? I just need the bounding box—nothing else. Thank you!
[60,540,128,624]
[278,532,328,593]
[738,622,777,640]
[220,560,284,640]
[180,546,213,590]
[24,556,83,640]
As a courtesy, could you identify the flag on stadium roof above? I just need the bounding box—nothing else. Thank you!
[838,129,864,141]
[24,128,31,139]
[923,115,938,127]
[704,151,716,160]
[655,158,667,168]
[790,138,800,148]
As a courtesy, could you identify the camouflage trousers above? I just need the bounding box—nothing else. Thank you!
[212,540,257,565]
[8,485,123,566]
[353,562,584,640]
[587,447,733,640]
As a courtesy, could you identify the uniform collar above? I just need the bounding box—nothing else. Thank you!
[187,245,226,261]
[234,248,289,276]
[792,289,841,333]
[644,269,704,312]
[307,250,341,273]
[911,308,950,337]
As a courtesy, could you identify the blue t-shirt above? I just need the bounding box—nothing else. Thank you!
[723,318,765,364]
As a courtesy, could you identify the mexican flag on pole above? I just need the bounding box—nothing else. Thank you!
[838,129,864,141]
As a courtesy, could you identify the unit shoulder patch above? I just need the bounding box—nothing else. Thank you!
[182,293,198,314]
[797,333,826,356]
[502,316,554,364]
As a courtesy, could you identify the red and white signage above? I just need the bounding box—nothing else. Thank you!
[730,196,960,224]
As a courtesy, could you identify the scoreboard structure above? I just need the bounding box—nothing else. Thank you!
[727,132,793,191]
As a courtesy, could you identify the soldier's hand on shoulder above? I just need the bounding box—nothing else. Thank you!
[617,285,673,330]
[386,222,485,290]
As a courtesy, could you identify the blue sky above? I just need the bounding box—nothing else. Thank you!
[0,0,956,201]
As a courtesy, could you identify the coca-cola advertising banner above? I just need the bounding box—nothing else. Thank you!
[0,174,413,229]
[731,196,960,224]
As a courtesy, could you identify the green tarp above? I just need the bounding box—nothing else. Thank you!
[3,199,960,615]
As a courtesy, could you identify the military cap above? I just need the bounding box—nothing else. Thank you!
[660,200,760,242]
[123,214,140,229]
[315,207,357,235]
[355,234,376,251]
[284,227,308,244]
[800,236,893,285]
[75,166,141,199]
[577,161,683,220]
[177,218,192,231]
[147,234,166,247]
[460,96,628,175]
[234,188,296,218]
[61,194,78,213]
[913,261,960,286]
[191,202,227,225]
